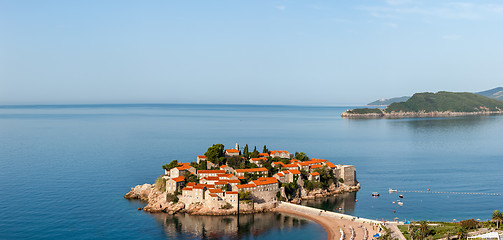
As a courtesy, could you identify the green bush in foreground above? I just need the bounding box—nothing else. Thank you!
[154,177,167,192]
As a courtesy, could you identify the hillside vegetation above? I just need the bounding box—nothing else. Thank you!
[385,91,503,113]
[346,108,383,114]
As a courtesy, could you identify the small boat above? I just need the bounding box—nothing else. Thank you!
[372,192,380,197]
[427,188,431,191]
[397,201,404,206]
[389,188,397,193]
[399,194,404,198]
[392,201,396,204]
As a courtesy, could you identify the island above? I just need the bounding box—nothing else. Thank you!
[124,143,360,215]
[342,91,503,118]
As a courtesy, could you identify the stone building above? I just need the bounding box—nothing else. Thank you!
[234,168,268,177]
[224,149,239,157]
[197,170,225,178]
[196,155,207,164]
[269,150,290,159]
[166,176,185,193]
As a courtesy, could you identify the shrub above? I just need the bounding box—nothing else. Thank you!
[166,193,179,203]
[338,178,344,183]
[460,219,479,229]
[220,202,233,209]
[154,177,167,192]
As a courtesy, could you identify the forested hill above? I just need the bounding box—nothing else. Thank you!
[385,91,503,113]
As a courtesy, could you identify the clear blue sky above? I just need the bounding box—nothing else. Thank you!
[1,0,502,106]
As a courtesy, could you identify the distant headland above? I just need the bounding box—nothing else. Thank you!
[124,143,359,215]
[342,91,503,119]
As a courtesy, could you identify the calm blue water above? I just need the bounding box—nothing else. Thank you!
[0,104,502,239]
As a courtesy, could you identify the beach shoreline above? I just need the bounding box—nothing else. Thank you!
[272,205,383,240]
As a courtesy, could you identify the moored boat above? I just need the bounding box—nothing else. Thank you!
[372,192,380,197]
[389,188,397,193]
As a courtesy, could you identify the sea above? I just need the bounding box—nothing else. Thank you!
[0,104,502,239]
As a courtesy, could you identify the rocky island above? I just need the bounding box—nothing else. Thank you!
[342,91,503,119]
[125,143,360,215]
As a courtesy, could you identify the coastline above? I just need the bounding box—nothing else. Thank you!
[341,110,503,119]
[273,204,383,240]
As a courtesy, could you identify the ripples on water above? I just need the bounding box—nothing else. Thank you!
[0,104,502,239]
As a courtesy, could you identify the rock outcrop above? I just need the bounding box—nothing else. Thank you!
[124,184,184,214]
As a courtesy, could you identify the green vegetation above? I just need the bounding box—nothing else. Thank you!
[386,91,503,113]
[166,192,179,203]
[220,202,233,209]
[262,145,268,153]
[243,144,249,159]
[154,177,167,192]
[294,152,309,161]
[190,160,207,170]
[282,181,299,200]
[492,210,503,228]
[162,160,179,171]
[183,171,198,183]
[238,191,252,200]
[346,108,383,114]
[205,144,225,165]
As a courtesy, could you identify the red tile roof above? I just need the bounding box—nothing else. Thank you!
[282,164,298,168]
[311,158,327,163]
[205,184,215,189]
[208,188,223,193]
[225,149,239,153]
[201,176,220,181]
[236,184,256,189]
[250,157,267,162]
[251,177,278,186]
[215,181,228,185]
[198,155,207,158]
[176,165,192,170]
[258,153,269,157]
[310,172,320,176]
[193,185,205,189]
[310,164,323,169]
[182,187,192,191]
[226,191,238,194]
[272,162,284,166]
[235,168,268,173]
[198,170,225,174]
[187,182,196,186]
[325,162,337,168]
[228,179,241,183]
[297,162,309,166]
[209,193,218,198]
[288,169,301,175]
[275,172,285,177]
[220,165,228,168]
[171,176,185,182]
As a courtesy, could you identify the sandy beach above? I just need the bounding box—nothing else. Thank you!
[273,207,382,240]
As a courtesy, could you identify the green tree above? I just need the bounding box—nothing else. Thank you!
[162,160,179,171]
[243,144,249,159]
[205,144,225,162]
[262,145,268,153]
[294,152,309,161]
[184,172,198,183]
[492,210,503,229]
[226,156,243,169]
[250,146,259,158]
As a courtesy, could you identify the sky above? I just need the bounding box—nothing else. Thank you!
[1,0,502,106]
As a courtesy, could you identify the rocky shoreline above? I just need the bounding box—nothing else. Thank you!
[124,182,360,215]
[341,110,503,119]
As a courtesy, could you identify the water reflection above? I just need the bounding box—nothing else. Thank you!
[301,192,356,215]
[395,115,500,130]
[151,212,314,240]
